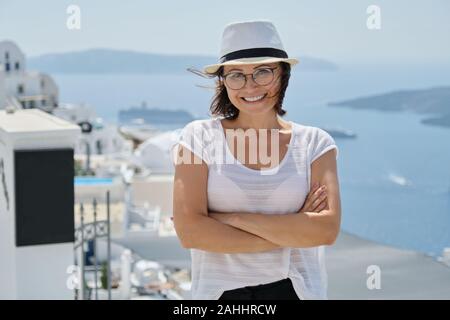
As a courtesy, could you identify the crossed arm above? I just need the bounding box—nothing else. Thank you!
[172,146,341,253]
[209,208,339,249]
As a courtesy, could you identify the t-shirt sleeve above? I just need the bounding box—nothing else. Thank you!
[310,127,339,163]
[170,120,211,165]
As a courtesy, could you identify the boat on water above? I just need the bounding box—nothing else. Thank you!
[321,126,357,139]
[118,123,162,143]
[118,102,195,131]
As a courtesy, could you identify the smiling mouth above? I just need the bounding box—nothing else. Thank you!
[241,94,267,103]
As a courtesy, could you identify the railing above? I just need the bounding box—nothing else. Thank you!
[74,190,112,300]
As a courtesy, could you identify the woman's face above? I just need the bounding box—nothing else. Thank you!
[222,62,282,116]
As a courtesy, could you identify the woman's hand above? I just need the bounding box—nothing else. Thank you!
[208,182,328,226]
[299,182,328,213]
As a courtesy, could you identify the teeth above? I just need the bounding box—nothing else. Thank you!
[243,94,265,102]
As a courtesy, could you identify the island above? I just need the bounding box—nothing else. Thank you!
[28,49,338,74]
[328,86,450,129]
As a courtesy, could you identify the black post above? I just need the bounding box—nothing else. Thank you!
[80,203,85,300]
[106,190,112,300]
[93,198,98,300]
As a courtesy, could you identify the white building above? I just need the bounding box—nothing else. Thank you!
[0,65,6,106]
[0,40,58,112]
[131,129,181,174]
[0,108,80,299]
[0,40,26,72]
[54,103,133,157]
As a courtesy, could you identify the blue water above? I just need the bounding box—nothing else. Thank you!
[55,65,450,257]
[74,176,114,186]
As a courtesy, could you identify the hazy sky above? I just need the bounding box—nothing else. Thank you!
[1,0,449,66]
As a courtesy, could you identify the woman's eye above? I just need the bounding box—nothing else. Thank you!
[254,69,271,76]
[228,73,244,79]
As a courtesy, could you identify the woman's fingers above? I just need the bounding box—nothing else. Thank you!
[316,197,328,211]
[311,190,327,211]
[301,185,327,213]
[304,182,322,208]
[314,185,327,197]
[300,183,329,213]
[309,185,327,206]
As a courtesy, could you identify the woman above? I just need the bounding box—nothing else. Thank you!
[171,20,341,300]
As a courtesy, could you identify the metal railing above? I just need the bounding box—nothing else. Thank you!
[74,190,112,300]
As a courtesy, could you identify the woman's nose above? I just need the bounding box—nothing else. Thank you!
[243,74,259,89]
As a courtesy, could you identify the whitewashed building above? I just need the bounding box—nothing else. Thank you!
[0,65,6,106]
[131,129,181,174]
[0,40,58,112]
[0,40,25,72]
[54,103,133,156]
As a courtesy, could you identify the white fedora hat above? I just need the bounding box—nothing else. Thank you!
[203,20,299,74]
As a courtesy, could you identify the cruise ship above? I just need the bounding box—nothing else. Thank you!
[322,126,357,139]
[118,103,195,131]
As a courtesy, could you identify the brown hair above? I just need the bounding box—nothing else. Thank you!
[207,62,291,120]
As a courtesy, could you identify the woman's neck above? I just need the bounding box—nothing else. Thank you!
[226,112,289,131]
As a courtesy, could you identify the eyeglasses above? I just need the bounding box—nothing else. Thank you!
[222,67,278,90]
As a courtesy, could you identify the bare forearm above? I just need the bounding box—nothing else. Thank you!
[218,211,339,248]
[176,214,282,253]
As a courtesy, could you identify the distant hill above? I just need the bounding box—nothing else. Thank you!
[328,86,450,128]
[118,106,194,125]
[27,49,338,74]
[421,113,450,128]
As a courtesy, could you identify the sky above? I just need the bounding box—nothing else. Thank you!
[1,0,450,66]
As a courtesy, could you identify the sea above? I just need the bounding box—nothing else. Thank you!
[53,64,450,258]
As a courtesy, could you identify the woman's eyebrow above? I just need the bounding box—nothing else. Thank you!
[253,64,271,69]
[226,64,272,72]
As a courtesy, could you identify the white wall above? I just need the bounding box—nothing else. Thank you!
[0,132,74,299]
[0,70,6,108]
[4,72,58,111]
[53,103,97,124]
[0,41,58,112]
[54,105,131,156]
[131,175,174,217]
[39,73,59,108]
[16,243,74,299]
[0,109,80,299]
[0,138,17,299]
[0,41,26,74]
[75,126,131,156]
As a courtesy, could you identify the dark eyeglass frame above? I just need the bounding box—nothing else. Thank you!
[221,67,278,90]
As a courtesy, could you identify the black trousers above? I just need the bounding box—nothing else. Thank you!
[218,278,301,300]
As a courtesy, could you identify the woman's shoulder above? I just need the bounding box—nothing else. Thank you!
[290,122,337,150]
[177,118,221,148]
[181,117,220,131]
[290,122,338,161]
[290,121,331,140]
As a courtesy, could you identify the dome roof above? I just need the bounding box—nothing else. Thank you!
[131,129,181,174]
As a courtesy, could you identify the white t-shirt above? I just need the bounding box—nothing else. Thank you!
[171,117,339,300]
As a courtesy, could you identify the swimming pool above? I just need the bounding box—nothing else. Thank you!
[74,176,115,186]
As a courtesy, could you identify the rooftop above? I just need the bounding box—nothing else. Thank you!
[0,108,80,134]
